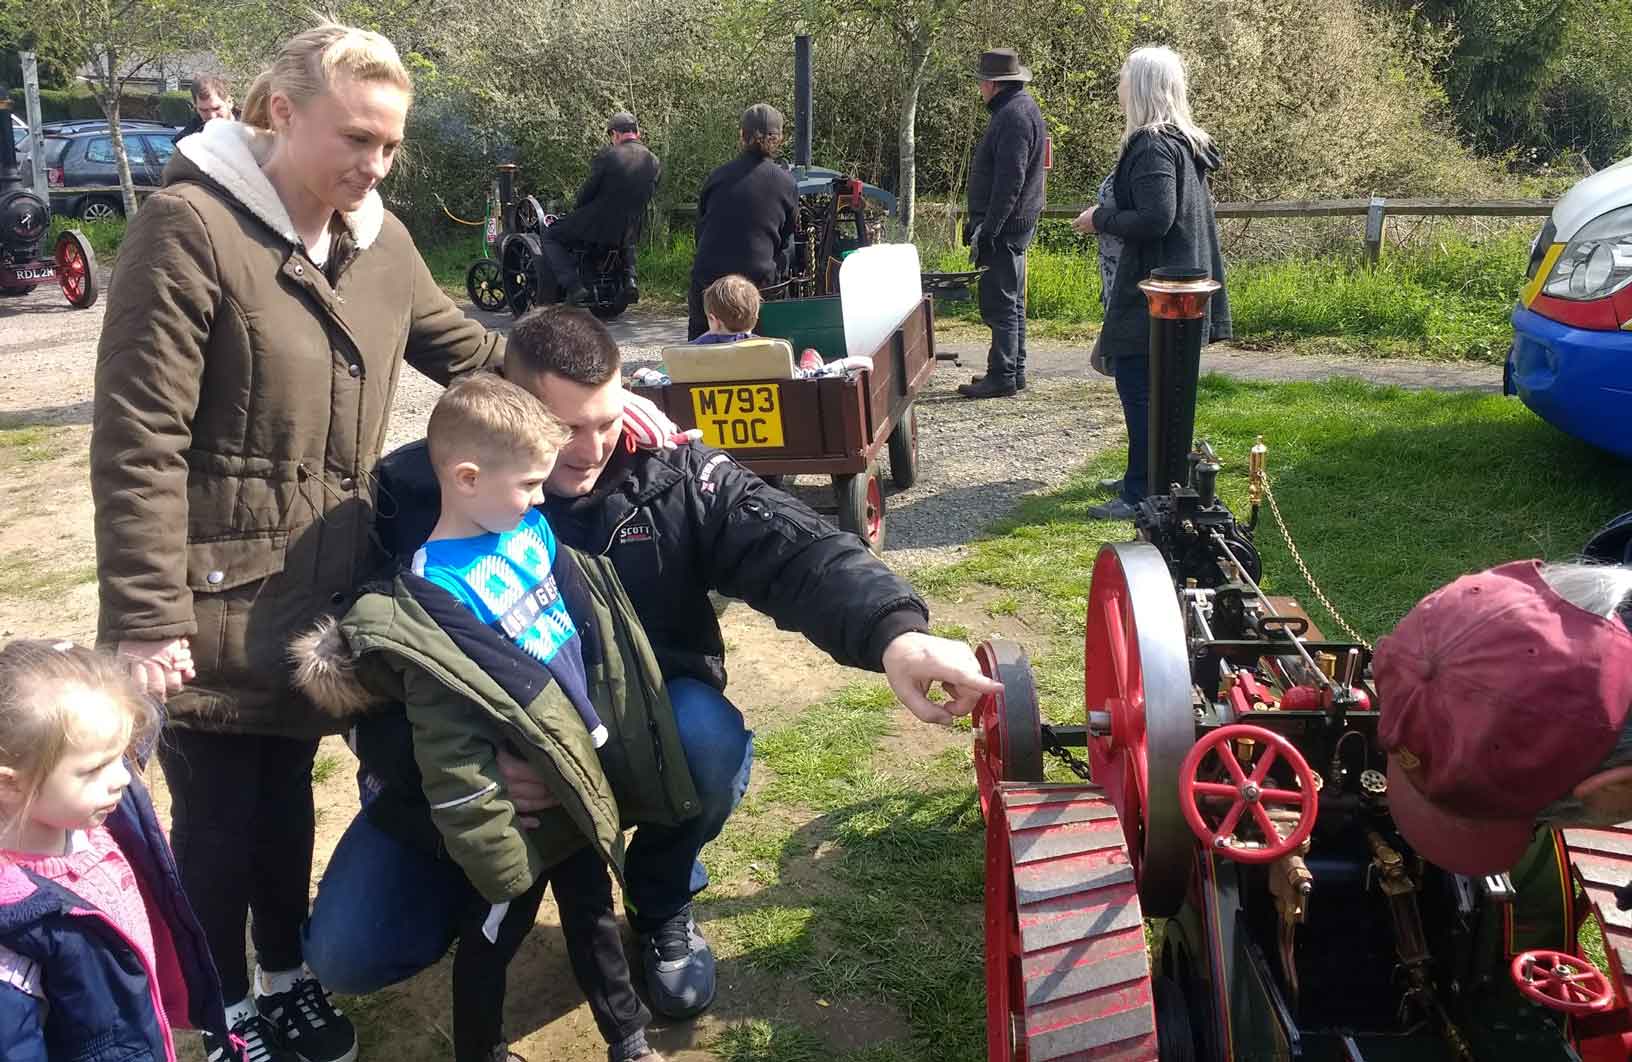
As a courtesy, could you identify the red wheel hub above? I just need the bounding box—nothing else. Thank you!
[56,234,88,304]
[972,640,1043,821]
[1512,950,1616,1015]
[1178,724,1317,864]
[865,474,882,542]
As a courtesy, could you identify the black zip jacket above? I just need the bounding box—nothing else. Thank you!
[374,439,931,691]
[548,140,662,249]
[690,151,799,287]
[1091,128,1232,354]
[965,85,1047,241]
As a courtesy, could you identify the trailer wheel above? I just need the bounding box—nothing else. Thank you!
[834,464,885,553]
[500,233,542,317]
[886,403,919,489]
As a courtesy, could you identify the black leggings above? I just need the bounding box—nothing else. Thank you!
[453,844,649,1062]
[158,727,319,1003]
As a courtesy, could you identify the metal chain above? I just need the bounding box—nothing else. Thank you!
[1263,474,1373,651]
[1040,725,1095,781]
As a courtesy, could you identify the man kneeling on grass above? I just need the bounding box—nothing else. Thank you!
[291,373,675,1062]
[301,306,1001,1026]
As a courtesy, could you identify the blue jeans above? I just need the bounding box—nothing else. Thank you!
[976,225,1035,383]
[1115,353,1150,505]
[303,678,753,993]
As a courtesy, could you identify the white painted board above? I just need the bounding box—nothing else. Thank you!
[840,244,922,358]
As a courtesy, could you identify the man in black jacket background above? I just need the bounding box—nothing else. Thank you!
[301,308,1000,1027]
[543,112,662,305]
[170,74,235,145]
[959,48,1047,400]
[686,104,799,339]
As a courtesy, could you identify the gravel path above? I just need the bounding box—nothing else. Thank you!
[0,278,1504,570]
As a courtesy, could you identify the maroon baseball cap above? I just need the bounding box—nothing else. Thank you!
[1373,560,1632,875]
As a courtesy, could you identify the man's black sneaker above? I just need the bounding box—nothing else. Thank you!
[640,905,716,1019]
[203,1011,297,1062]
[255,975,358,1062]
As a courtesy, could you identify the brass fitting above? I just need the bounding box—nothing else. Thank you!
[1248,436,1268,506]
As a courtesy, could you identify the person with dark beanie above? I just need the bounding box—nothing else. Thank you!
[958,48,1047,400]
[1075,46,1230,521]
[686,104,798,340]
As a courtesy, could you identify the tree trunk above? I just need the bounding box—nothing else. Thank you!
[105,99,141,217]
[897,28,931,241]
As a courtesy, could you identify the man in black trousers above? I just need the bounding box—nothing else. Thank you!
[543,112,662,305]
[959,48,1047,400]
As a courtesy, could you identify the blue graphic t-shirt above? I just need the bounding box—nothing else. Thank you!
[413,508,605,746]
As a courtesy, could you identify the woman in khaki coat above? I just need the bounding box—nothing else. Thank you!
[89,23,505,1062]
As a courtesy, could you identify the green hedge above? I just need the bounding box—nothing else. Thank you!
[9,88,193,125]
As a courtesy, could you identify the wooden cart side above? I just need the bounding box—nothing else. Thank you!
[859,296,937,461]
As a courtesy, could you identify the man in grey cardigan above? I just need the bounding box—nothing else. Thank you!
[959,48,1047,400]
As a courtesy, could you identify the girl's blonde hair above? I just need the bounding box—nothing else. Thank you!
[1119,46,1214,160]
[241,21,413,131]
[0,641,158,826]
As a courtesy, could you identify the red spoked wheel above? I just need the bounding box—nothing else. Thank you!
[972,639,1043,821]
[1512,950,1616,1015]
[986,784,1160,1062]
[834,464,886,553]
[1084,541,1197,917]
[1178,725,1317,864]
[55,230,98,309]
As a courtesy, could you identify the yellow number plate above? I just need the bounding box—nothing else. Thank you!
[690,384,785,449]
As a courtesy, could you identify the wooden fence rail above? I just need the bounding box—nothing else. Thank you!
[668,196,1557,266]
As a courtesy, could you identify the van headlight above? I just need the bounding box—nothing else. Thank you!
[1543,205,1632,301]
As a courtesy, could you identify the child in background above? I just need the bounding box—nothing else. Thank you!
[693,274,762,344]
[0,640,244,1062]
[296,371,665,1062]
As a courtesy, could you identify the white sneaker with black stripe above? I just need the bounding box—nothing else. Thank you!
[255,972,358,1062]
[202,1009,298,1062]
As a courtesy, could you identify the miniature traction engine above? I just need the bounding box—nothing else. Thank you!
[968,268,1632,1062]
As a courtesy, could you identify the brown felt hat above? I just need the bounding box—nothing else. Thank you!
[973,48,1032,83]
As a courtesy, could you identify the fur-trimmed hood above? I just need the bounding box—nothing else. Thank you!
[173,119,385,250]
[290,616,389,720]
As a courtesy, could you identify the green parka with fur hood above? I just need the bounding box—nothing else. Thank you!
[291,548,698,903]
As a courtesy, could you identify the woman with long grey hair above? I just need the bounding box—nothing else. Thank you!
[1074,45,1231,520]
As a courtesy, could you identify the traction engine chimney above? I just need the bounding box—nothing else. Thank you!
[1140,267,1222,498]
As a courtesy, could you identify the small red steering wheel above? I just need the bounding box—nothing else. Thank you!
[1511,950,1616,1015]
[1179,724,1318,864]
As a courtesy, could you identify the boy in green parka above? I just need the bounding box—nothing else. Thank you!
[291,373,686,1062]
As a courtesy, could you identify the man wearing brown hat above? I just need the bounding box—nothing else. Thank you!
[543,111,662,305]
[1373,559,1632,876]
[959,48,1048,400]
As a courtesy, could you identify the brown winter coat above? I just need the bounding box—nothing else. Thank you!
[90,121,505,739]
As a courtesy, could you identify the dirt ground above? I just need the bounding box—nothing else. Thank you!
[0,276,1501,1061]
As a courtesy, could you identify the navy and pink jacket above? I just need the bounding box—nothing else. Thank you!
[0,772,241,1062]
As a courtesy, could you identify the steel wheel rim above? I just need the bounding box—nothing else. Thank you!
[973,640,1044,821]
[56,236,87,303]
[1083,541,1196,916]
[82,200,116,222]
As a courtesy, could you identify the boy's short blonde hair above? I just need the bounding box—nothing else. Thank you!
[702,275,761,334]
[427,371,568,472]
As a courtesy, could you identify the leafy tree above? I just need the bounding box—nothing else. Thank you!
[1403,0,1580,152]
[11,0,204,215]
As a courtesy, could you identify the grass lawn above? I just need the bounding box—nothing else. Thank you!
[702,376,1627,1060]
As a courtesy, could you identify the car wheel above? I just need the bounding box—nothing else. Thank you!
[78,197,121,222]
